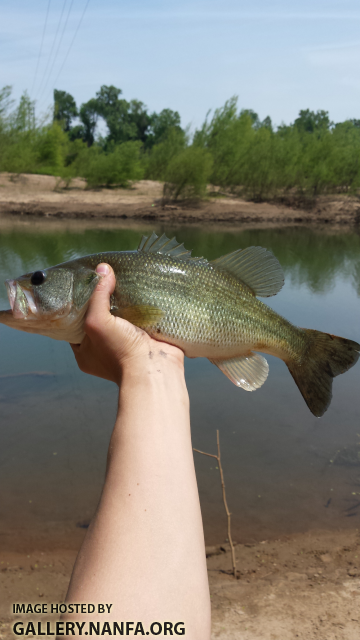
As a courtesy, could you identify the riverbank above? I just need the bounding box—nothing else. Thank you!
[0,528,359,639]
[1,173,360,226]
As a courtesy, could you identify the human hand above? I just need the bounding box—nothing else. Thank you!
[70,263,184,385]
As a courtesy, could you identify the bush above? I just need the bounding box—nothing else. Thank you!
[144,128,186,180]
[35,123,69,172]
[74,141,144,187]
[164,146,213,200]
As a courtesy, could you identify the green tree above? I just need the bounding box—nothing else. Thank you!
[74,141,144,187]
[14,91,35,132]
[35,123,69,173]
[164,146,213,200]
[261,116,273,131]
[294,109,332,135]
[145,128,186,180]
[194,98,254,187]
[79,99,99,146]
[53,89,77,132]
[0,85,13,119]
[94,85,151,146]
[240,108,260,128]
[127,99,151,144]
[146,108,183,148]
[95,84,122,113]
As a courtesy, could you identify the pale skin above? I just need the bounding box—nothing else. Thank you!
[63,263,211,638]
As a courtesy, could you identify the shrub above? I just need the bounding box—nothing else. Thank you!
[35,123,69,173]
[164,146,213,200]
[144,129,186,180]
[74,141,144,187]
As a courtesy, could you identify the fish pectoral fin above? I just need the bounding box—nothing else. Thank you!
[114,305,164,327]
[211,246,284,297]
[209,353,269,391]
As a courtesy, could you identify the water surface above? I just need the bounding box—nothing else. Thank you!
[0,218,359,546]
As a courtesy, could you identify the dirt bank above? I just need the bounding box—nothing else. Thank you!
[1,529,359,639]
[1,173,360,226]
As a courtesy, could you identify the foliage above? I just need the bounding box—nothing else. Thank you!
[145,108,183,149]
[194,97,360,200]
[0,89,69,175]
[73,141,144,187]
[53,90,77,132]
[144,128,186,180]
[164,146,213,200]
[78,98,99,146]
[2,87,360,202]
[294,109,331,135]
[0,85,14,119]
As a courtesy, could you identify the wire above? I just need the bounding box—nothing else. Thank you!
[31,0,52,98]
[35,0,68,100]
[51,0,91,93]
[38,0,76,102]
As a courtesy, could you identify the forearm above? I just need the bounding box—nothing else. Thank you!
[65,355,211,637]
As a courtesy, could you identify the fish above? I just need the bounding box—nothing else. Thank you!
[0,232,359,417]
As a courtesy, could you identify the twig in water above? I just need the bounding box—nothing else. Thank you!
[194,430,237,578]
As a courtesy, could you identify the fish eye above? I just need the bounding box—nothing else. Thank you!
[31,271,46,286]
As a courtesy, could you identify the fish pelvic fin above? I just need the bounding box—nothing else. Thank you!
[138,232,207,263]
[288,330,360,417]
[211,246,284,297]
[114,305,164,328]
[209,353,269,391]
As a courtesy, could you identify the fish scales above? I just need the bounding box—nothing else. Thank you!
[79,251,307,360]
[0,232,358,416]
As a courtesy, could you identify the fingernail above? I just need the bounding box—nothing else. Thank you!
[96,263,110,275]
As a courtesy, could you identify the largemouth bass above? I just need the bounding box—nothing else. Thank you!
[0,232,358,416]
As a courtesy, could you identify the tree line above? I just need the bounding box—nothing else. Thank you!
[1,85,360,202]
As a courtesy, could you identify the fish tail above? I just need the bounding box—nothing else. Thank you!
[287,329,360,417]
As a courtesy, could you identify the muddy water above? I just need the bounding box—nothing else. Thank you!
[0,218,359,546]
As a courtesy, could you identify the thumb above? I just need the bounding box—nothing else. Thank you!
[86,263,116,328]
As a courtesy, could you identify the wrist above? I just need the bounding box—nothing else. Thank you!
[119,346,185,382]
[118,351,188,406]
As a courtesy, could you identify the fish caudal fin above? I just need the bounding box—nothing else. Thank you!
[287,330,360,417]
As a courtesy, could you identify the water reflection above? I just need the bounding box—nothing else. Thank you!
[1,223,360,299]
[0,218,359,545]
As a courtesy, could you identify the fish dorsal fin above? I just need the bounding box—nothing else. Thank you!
[209,353,269,391]
[211,246,284,297]
[138,233,207,263]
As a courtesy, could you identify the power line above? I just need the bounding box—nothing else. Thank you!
[38,0,76,103]
[35,0,68,100]
[51,0,91,92]
[31,0,52,98]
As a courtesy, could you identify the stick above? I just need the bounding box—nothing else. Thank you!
[194,429,237,578]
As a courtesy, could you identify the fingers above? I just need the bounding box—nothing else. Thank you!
[85,263,116,335]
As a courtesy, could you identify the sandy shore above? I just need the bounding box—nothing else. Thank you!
[1,529,359,639]
[1,173,360,226]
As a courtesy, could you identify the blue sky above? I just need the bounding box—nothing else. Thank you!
[2,0,360,130]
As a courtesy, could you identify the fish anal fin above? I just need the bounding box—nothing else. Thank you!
[114,305,164,327]
[211,246,284,297]
[138,232,207,263]
[209,352,269,391]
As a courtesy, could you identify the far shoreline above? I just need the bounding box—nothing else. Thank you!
[1,173,359,228]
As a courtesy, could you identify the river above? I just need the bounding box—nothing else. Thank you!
[0,217,359,546]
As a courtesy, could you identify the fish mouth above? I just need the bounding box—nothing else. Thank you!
[5,280,37,319]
